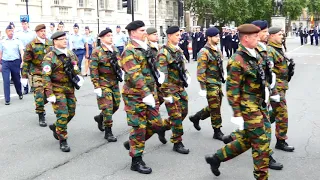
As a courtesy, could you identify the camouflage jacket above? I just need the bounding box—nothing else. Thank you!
[197,43,223,89]
[120,39,156,98]
[267,41,289,91]
[147,40,160,68]
[42,48,80,97]
[227,44,265,125]
[22,38,52,78]
[157,42,189,97]
[90,44,121,89]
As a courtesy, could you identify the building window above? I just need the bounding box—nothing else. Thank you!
[79,0,90,7]
[100,0,108,9]
[173,2,177,19]
[59,7,68,15]
[133,0,138,12]
[117,0,122,10]
[79,0,84,7]
[54,0,60,5]
[84,9,92,16]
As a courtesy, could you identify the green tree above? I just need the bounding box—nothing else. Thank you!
[283,0,307,20]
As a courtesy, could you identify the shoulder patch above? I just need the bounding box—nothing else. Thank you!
[43,65,51,73]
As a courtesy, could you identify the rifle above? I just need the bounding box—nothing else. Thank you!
[108,51,123,82]
[58,56,80,90]
[256,49,272,85]
[273,47,295,82]
[163,46,188,88]
[204,47,225,83]
[141,46,161,87]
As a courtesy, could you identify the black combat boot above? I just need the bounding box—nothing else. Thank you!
[123,141,130,150]
[222,134,234,144]
[269,155,283,170]
[189,112,201,131]
[59,139,70,152]
[104,127,117,142]
[213,128,224,141]
[131,156,152,174]
[49,124,59,140]
[157,127,167,144]
[94,114,104,131]
[173,142,189,154]
[38,112,47,127]
[205,154,221,176]
[275,139,294,152]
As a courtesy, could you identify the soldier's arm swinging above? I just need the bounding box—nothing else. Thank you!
[197,50,208,90]
[21,43,33,78]
[157,50,171,97]
[42,53,54,98]
[89,48,100,89]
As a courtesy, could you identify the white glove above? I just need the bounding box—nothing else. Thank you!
[224,73,227,81]
[264,87,270,103]
[163,96,173,103]
[142,94,156,107]
[186,73,191,85]
[198,90,207,97]
[94,88,102,97]
[231,116,244,130]
[158,71,165,84]
[21,78,28,87]
[270,94,280,102]
[121,70,125,80]
[77,75,84,87]
[47,95,56,103]
[270,73,276,89]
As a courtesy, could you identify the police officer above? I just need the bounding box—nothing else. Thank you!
[195,26,205,57]
[268,27,295,152]
[47,22,55,40]
[22,24,52,127]
[231,28,239,54]
[191,27,198,60]
[113,25,127,55]
[0,25,24,105]
[120,20,165,174]
[70,23,89,73]
[309,28,314,45]
[84,26,96,76]
[205,24,270,180]
[189,27,225,141]
[179,27,190,63]
[90,28,120,142]
[44,31,84,152]
[157,26,191,154]
[314,25,319,46]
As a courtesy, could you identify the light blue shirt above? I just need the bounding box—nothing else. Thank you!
[70,33,87,49]
[113,32,127,47]
[47,30,55,40]
[0,37,24,61]
[84,34,95,45]
[16,29,36,47]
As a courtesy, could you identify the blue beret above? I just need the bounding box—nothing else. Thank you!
[50,22,55,27]
[206,27,220,37]
[6,25,13,30]
[73,23,79,28]
[251,20,268,30]
[166,26,180,34]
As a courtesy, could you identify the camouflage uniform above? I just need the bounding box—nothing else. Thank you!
[267,41,289,140]
[90,45,121,128]
[157,43,189,144]
[215,44,269,180]
[42,48,80,140]
[22,38,52,114]
[120,39,163,157]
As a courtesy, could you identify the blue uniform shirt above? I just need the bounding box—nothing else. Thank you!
[0,37,24,61]
[70,33,87,49]
[113,32,127,47]
[84,34,95,45]
[16,29,36,47]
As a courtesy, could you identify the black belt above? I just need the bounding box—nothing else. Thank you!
[73,48,84,51]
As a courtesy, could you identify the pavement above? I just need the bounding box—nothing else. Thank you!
[0,37,320,180]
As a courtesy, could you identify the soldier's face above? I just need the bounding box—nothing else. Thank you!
[101,32,113,45]
[271,31,283,44]
[54,35,68,49]
[210,35,220,45]
[246,33,259,48]
[168,31,181,45]
[259,28,269,42]
[147,33,159,42]
[36,29,46,39]
[131,27,147,41]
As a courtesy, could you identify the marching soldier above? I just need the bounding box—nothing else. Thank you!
[157,26,191,154]
[90,28,121,142]
[188,27,225,141]
[205,24,270,180]
[120,20,165,174]
[268,27,295,152]
[21,24,52,127]
[44,31,84,152]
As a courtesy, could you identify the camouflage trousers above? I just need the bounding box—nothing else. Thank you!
[51,92,77,140]
[270,90,288,140]
[216,126,270,180]
[159,89,188,144]
[123,92,163,157]
[96,85,120,127]
[31,75,47,114]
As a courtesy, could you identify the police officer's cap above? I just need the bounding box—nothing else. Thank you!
[268,27,282,34]
[51,31,66,40]
[85,26,90,30]
[251,20,268,30]
[21,17,28,23]
[166,26,180,34]
[98,28,112,37]
[35,24,46,31]
[50,22,55,27]
[146,27,157,35]
[125,20,145,31]
[6,25,13,30]
[206,27,220,37]
[58,21,64,25]
[116,25,121,28]
[237,24,260,34]
[73,23,79,28]
[9,22,14,26]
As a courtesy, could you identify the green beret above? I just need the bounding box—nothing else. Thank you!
[146,27,157,35]
[35,24,46,31]
[268,27,282,34]
[51,31,66,40]
[237,24,260,34]
[98,28,112,37]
